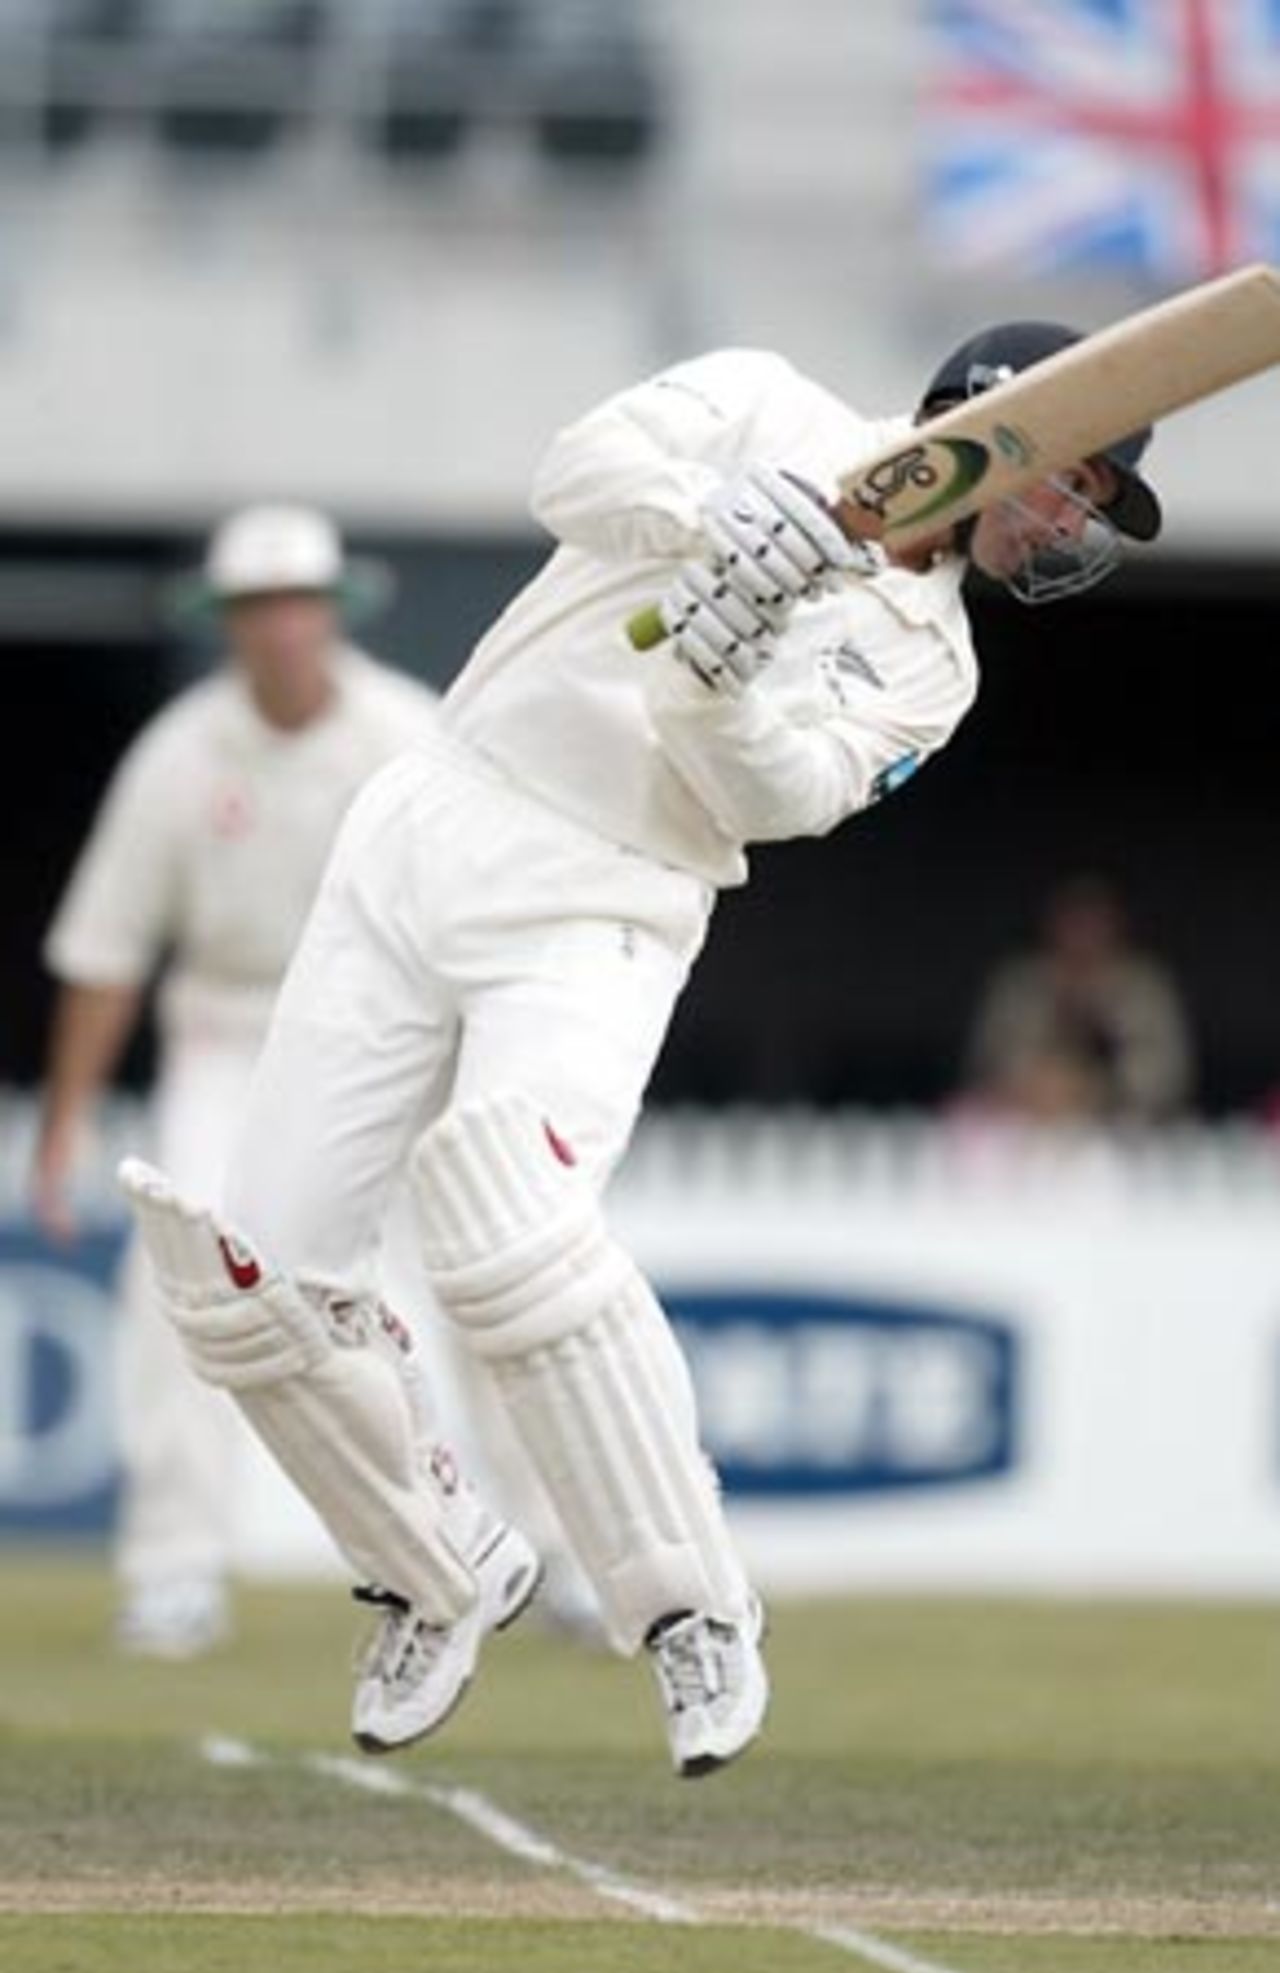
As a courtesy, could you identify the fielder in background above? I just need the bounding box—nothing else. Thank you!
[120,327,1163,1776]
[33,504,441,1658]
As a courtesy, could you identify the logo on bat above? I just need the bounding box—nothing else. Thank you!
[852,436,990,532]
[992,422,1036,467]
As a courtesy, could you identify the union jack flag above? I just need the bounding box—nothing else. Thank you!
[923,0,1280,281]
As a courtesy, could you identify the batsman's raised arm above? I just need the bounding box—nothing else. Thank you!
[466,330,1146,882]
[529,347,824,562]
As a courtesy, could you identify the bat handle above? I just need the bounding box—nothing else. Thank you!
[625,603,669,651]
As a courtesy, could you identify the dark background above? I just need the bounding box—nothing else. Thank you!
[3,527,1277,1116]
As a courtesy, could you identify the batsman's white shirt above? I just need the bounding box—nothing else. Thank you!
[45,646,439,1590]
[445,347,979,887]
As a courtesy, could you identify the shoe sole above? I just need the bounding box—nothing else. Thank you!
[678,1729,762,1782]
[352,1563,544,1758]
[680,1752,727,1780]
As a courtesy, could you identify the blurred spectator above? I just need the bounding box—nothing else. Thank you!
[960,875,1195,1123]
[31,504,440,1658]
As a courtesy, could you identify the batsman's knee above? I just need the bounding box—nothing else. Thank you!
[411,1090,630,1357]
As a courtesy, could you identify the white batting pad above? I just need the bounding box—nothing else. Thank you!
[119,1158,475,1624]
[412,1095,751,1653]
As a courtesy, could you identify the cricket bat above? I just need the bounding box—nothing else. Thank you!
[626,262,1280,650]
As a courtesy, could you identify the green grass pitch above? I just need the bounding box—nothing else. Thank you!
[0,1556,1277,1970]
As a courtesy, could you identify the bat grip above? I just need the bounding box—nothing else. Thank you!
[625,604,669,651]
[623,488,878,652]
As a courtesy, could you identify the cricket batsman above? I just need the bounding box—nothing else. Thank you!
[119,327,1160,1774]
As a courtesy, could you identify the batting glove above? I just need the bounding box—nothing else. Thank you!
[661,559,781,696]
[701,464,863,611]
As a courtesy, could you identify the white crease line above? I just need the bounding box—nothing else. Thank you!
[202,1740,697,1927]
[426,1780,699,1926]
[307,1752,699,1925]
[201,1735,265,1769]
[809,1923,967,1973]
[198,1737,965,1970]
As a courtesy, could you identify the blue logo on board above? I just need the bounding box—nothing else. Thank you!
[0,1225,125,1533]
[668,1288,1019,1496]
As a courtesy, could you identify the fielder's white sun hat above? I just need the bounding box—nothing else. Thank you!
[206,503,343,598]
[170,502,393,624]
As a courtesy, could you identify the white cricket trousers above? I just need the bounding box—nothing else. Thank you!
[116,1030,263,1592]
[225,734,714,1289]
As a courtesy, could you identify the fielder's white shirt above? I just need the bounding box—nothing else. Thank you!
[443,348,980,888]
[45,646,439,1039]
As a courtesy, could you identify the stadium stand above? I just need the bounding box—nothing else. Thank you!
[0,1,662,168]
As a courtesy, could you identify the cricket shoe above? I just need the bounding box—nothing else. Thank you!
[350,1519,541,1754]
[645,1596,768,1779]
